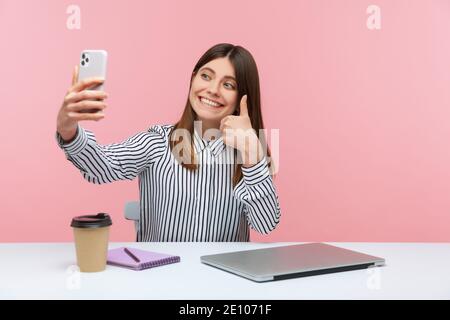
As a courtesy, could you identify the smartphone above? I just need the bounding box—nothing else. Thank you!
[78,49,108,112]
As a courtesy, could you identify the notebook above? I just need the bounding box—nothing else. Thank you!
[107,247,180,271]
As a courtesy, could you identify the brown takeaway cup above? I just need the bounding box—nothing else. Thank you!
[71,213,112,272]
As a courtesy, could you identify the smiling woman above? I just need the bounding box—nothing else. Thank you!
[172,43,272,186]
[56,43,281,242]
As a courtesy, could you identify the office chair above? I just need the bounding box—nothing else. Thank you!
[124,201,140,235]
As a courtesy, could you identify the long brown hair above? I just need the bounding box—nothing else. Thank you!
[169,43,271,187]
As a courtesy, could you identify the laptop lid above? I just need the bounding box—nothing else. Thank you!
[200,243,385,282]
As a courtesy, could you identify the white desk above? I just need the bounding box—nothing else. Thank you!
[0,242,449,299]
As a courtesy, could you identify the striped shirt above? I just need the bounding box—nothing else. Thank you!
[56,124,281,242]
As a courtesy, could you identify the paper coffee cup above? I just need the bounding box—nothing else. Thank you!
[71,213,112,272]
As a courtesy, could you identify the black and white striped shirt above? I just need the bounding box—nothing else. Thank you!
[56,124,281,242]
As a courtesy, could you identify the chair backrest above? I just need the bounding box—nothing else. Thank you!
[124,201,140,234]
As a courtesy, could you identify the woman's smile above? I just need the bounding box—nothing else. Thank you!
[198,95,226,109]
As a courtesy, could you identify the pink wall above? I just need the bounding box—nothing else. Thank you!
[1,0,449,242]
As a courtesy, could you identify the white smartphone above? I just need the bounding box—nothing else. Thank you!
[78,50,108,112]
[78,49,108,89]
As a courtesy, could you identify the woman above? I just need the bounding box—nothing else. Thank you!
[56,43,281,242]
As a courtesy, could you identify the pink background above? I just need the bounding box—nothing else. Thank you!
[1,0,449,242]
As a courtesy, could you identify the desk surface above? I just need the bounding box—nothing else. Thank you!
[0,242,449,299]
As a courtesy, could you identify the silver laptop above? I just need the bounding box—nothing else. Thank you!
[200,243,385,282]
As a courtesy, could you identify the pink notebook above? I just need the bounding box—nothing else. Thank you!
[107,247,180,271]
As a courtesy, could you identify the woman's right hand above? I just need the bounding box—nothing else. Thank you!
[56,65,108,142]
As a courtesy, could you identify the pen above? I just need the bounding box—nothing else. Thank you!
[124,247,140,263]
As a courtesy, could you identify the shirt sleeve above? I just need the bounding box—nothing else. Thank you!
[55,124,168,184]
[233,157,281,234]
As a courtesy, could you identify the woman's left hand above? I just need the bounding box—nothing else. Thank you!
[220,95,263,166]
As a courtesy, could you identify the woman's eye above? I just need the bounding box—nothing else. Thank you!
[201,73,235,89]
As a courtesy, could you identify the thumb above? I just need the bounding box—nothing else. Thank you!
[71,65,79,86]
[239,95,248,116]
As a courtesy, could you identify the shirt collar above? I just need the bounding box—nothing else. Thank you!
[193,128,226,158]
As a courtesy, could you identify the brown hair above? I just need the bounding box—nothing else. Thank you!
[169,43,271,187]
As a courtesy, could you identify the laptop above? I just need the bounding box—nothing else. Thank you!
[200,243,385,282]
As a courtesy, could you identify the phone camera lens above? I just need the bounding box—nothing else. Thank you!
[85,58,89,63]
[81,60,85,66]
[82,53,85,59]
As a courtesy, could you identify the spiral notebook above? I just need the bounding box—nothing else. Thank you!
[107,247,180,271]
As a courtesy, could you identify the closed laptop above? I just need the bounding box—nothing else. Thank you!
[200,243,386,282]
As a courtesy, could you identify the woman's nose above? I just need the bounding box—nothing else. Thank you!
[207,81,220,95]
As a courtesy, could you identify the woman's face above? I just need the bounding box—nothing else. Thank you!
[189,57,238,126]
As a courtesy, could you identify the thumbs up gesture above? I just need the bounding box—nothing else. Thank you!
[220,95,263,166]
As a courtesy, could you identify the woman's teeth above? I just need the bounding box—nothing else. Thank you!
[200,97,224,108]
